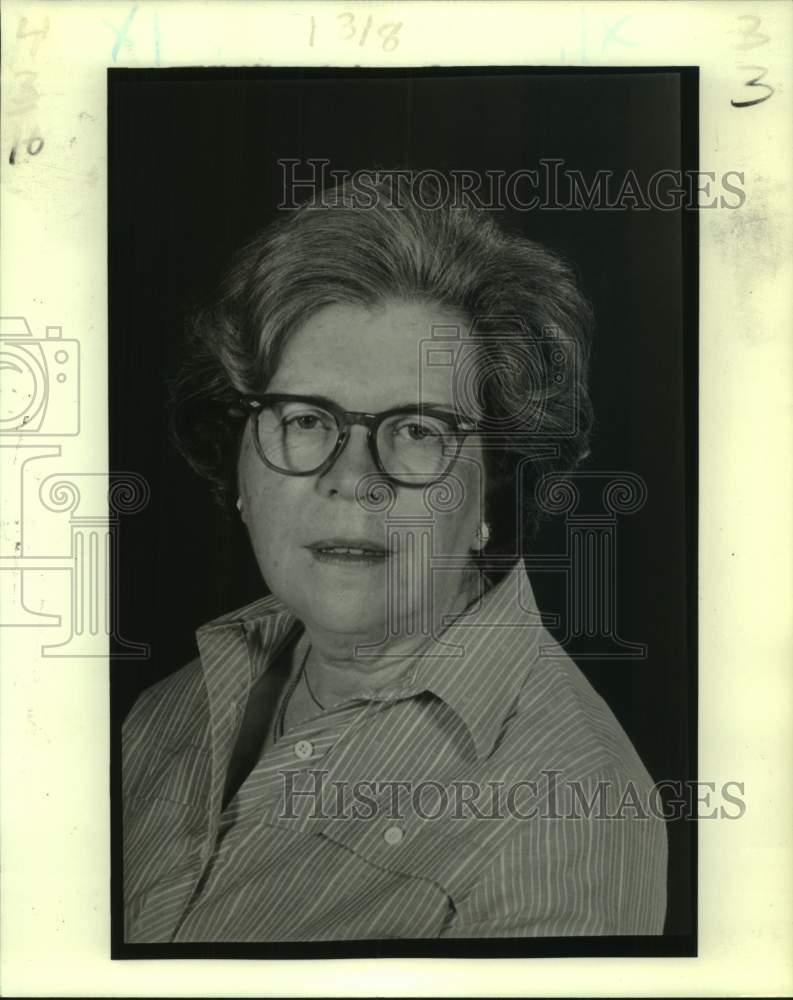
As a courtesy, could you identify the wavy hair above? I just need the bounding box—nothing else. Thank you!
[171,174,594,562]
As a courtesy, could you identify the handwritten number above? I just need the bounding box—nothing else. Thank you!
[735,14,770,51]
[11,18,49,163]
[13,70,40,106]
[731,65,774,107]
[16,15,50,57]
[730,16,774,108]
[378,21,402,52]
[316,12,402,49]
[337,12,356,41]
[9,131,44,165]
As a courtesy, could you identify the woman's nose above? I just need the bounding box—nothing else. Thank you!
[318,425,382,498]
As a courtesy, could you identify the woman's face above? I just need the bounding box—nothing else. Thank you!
[237,299,486,650]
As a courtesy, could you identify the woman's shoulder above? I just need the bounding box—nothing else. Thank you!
[121,654,209,802]
[500,634,657,791]
[122,655,207,754]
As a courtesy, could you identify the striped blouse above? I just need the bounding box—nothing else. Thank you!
[122,560,667,942]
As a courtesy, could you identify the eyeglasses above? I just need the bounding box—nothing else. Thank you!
[237,393,481,488]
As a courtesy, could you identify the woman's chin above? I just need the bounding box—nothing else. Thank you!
[306,598,389,638]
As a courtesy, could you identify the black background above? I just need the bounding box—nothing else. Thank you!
[109,67,697,955]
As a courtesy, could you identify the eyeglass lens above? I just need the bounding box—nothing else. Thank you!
[255,400,459,480]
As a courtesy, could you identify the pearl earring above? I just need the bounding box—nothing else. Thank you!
[474,521,490,549]
[235,497,243,513]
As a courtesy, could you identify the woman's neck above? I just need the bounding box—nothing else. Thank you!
[299,568,484,709]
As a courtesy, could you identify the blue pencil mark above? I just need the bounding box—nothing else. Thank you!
[111,4,139,62]
[154,12,161,65]
[602,16,637,52]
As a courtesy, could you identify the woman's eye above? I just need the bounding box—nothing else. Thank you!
[397,421,442,441]
[282,411,330,431]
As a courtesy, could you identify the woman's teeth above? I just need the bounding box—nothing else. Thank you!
[322,547,377,555]
[312,546,389,564]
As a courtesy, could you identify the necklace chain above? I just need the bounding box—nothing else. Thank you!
[274,641,311,744]
[302,656,325,711]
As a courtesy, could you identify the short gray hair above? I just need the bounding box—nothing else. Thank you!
[171,174,594,560]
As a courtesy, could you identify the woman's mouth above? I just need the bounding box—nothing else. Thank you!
[308,539,390,566]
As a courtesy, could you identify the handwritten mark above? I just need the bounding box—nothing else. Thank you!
[154,12,161,64]
[16,15,49,57]
[110,5,139,61]
[9,134,44,164]
[106,5,161,65]
[8,14,49,165]
[733,14,770,51]
[731,65,774,108]
[601,16,637,52]
[560,12,637,62]
[308,11,402,52]
[730,15,774,107]
[8,70,41,118]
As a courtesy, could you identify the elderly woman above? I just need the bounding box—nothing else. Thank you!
[122,176,667,942]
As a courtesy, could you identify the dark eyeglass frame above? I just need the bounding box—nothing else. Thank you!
[237,392,481,489]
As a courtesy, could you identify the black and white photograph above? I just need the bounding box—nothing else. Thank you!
[110,66,697,956]
[2,1,791,995]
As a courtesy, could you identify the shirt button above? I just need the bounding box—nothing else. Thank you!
[383,825,404,845]
[294,739,314,760]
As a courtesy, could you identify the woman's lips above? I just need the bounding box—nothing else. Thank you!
[307,539,390,566]
[310,548,389,566]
